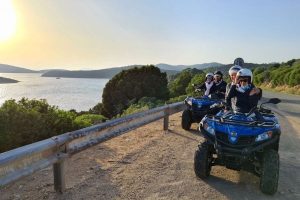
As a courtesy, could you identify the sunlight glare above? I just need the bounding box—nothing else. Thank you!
[0,0,17,42]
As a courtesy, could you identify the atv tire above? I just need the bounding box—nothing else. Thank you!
[260,149,279,195]
[182,110,192,130]
[194,140,212,179]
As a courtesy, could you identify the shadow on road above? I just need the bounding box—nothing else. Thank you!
[168,129,200,142]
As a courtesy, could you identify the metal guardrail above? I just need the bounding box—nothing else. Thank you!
[0,102,185,192]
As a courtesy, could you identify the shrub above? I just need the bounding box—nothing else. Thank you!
[101,65,169,118]
[74,114,107,127]
[0,98,82,152]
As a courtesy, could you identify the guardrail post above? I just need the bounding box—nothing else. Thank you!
[163,106,169,131]
[53,159,66,193]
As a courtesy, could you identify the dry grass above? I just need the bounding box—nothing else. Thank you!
[259,83,300,95]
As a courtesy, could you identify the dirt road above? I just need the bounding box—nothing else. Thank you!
[1,91,300,199]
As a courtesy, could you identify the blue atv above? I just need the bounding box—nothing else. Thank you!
[182,94,224,130]
[195,98,281,195]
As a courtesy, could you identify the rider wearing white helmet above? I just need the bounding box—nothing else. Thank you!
[225,58,245,107]
[205,72,214,81]
[226,65,242,96]
[197,72,216,96]
[225,68,262,113]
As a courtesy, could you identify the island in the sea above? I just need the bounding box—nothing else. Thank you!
[0,77,19,84]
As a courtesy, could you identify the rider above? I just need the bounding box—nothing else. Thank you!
[197,73,216,96]
[226,65,242,110]
[225,68,262,113]
[213,70,227,99]
[233,57,245,67]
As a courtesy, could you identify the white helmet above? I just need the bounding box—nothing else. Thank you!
[236,68,253,83]
[205,72,214,81]
[229,65,242,75]
[205,72,213,78]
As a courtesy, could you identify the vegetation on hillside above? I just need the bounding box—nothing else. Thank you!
[253,59,300,86]
[101,65,169,118]
[2,59,299,152]
[0,98,106,152]
[168,68,204,97]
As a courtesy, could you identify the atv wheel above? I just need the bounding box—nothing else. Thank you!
[194,141,212,179]
[260,149,279,195]
[182,110,192,130]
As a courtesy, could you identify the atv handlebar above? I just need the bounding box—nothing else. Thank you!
[246,98,281,117]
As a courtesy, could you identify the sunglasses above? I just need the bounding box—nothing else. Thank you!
[239,79,248,83]
[214,75,221,78]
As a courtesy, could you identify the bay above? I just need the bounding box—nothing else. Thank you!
[0,73,109,111]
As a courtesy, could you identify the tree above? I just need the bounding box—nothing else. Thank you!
[168,68,204,98]
[287,59,296,67]
[0,98,83,152]
[101,65,169,118]
[185,73,206,96]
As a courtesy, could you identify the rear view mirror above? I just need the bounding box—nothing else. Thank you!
[268,98,281,104]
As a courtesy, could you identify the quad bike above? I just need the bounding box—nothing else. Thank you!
[181,93,224,130]
[194,98,281,195]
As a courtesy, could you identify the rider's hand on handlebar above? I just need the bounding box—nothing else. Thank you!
[250,88,261,96]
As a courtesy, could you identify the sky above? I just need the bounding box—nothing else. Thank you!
[0,0,299,70]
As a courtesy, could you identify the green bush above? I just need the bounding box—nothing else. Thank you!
[251,59,300,87]
[168,68,205,97]
[74,114,107,127]
[287,59,296,66]
[119,97,164,117]
[101,65,169,118]
[89,102,103,114]
[185,73,206,96]
[166,95,187,104]
[0,98,96,153]
[168,71,192,97]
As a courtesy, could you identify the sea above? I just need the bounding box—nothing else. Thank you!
[0,73,109,111]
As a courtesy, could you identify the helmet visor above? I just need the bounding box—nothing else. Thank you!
[238,76,250,83]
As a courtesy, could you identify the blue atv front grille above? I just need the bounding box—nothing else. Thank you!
[192,104,210,111]
[216,131,256,146]
[192,105,210,115]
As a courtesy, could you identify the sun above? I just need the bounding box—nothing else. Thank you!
[0,0,17,42]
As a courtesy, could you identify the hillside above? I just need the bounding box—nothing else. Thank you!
[167,59,300,97]
[0,64,37,73]
[157,62,223,71]
[1,62,225,79]
[41,66,142,79]
[202,62,275,74]
[41,63,226,79]
[41,65,179,79]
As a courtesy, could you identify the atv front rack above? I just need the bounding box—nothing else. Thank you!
[206,114,277,127]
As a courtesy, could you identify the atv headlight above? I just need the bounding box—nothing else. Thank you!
[203,123,215,136]
[210,103,219,109]
[255,131,273,142]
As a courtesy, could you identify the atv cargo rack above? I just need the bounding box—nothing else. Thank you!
[205,113,277,127]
